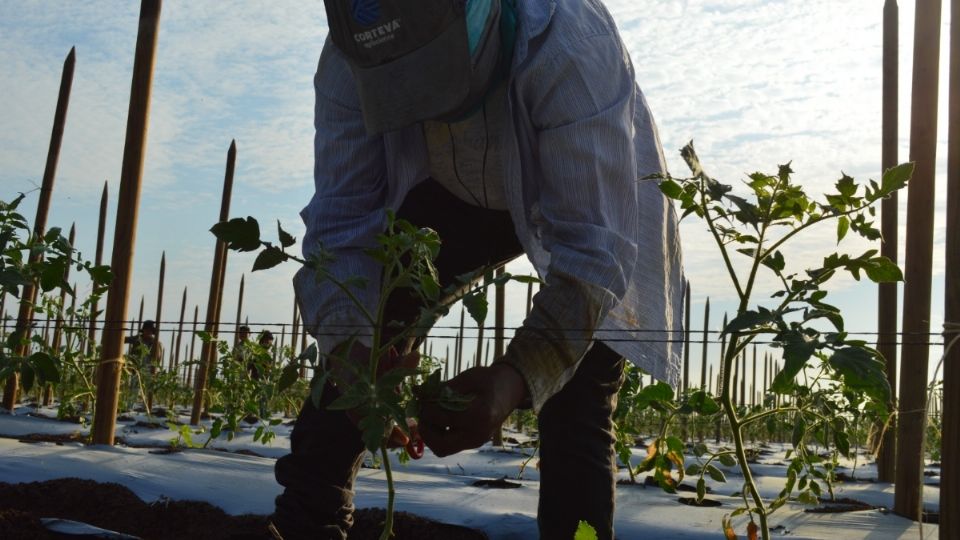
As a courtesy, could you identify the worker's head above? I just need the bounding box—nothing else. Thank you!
[258,330,274,347]
[323,0,503,134]
[238,325,251,342]
[141,320,157,339]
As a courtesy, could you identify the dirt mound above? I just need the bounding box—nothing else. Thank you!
[0,478,487,539]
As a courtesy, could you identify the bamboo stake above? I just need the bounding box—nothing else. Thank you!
[475,288,486,369]
[187,304,198,386]
[154,251,165,368]
[492,266,505,445]
[940,0,960,533]
[682,280,691,393]
[173,286,186,371]
[700,297,710,390]
[456,306,465,376]
[290,301,300,356]
[895,0,942,520]
[876,0,900,484]
[233,274,245,346]
[751,345,757,408]
[135,296,144,337]
[189,140,235,426]
[90,1,162,444]
[525,279,533,316]
[2,47,75,411]
[87,181,109,355]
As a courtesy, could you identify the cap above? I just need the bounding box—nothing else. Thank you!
[323,0,472,134]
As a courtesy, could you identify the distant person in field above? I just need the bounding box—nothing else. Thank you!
[250,330,275,381]
[124,320,163,410]
[272,1,683,539]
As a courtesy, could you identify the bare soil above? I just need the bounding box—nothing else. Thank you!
[0,478,487,540]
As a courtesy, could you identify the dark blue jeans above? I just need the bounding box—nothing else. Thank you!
[272,180,624,539]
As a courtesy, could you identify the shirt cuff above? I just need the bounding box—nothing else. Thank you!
[495,271,615,412]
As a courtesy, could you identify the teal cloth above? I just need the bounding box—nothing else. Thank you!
[466,0,493,55]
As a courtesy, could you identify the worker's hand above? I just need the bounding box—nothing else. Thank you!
[328,342,421,451]
[419,364,528,457]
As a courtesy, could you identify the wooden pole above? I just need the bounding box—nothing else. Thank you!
[290,301,300,356]
[525,279,533,317]
[475,288,486,369]
[456,306,465,376]
[492,266,506,446]
[154,251,165,368]
[700,297,710,390]
[233,274,245,347]
[187,304,198,386]
[87,181,109,355]
[173,286,186,371]
[876,0,900,485]
[1,47,75,411]
[90,1,162,444]
[682,280,691,393]
[751,345,757,408]
[940,0,960,533]
[895,0,941,520]
[135,296,144,336]
[189,140,235,425]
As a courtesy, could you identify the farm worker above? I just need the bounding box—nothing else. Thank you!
[272,0,684,539]
[124,320,163,411]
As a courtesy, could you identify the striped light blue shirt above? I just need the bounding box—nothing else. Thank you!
[295,0,685,411]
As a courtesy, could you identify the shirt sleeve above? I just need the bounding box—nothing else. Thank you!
[294,38,387,356]
[497,32,642,412]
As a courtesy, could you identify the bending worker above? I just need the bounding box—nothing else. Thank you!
[273,0,684,538]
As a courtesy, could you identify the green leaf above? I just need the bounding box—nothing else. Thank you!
[28,352,59,384]
[252,246,287,271]
[833,429,851,457]
[828,346,891,405]
[705,464,726,483]
[462,291,488,327]
[723,309,774,334]
[761,250,785,273]
[837,216,850,243]
[863,256,903,283]
[770,332,817,393]
[86,265,113,287]
[278,363,300,393]
[210,217,261,252]
[689,391,720,415]
[277,220,296,248]
[659,179,684,199]
[20,364,35,392]
[878,163,913,198]
[327,387,369,410]
[39,259,67,292]
[636,381,674,409]
[718,453,737,467]
[696,478,706,502]
[574,520,598,540]
[792,416,806,448]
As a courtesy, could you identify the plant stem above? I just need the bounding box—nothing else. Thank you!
[379,445,396,540]
[721,335,771,540]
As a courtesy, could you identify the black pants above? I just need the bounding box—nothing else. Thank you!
[273,180,624,539]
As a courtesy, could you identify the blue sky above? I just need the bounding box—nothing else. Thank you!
[0,1,952,389]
